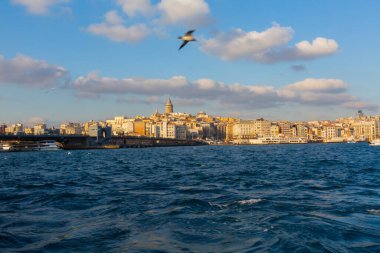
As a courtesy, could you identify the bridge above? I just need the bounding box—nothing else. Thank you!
[0,134,206,149]
[0,134,87,142]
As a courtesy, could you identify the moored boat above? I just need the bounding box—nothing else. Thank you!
[1,141,40,152]
[1,140,61,151]
[38,140,61,151]
[369,139,380,146]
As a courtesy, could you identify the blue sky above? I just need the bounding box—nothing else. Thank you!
[0,0,379,126]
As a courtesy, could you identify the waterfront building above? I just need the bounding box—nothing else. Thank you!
[175,125,187,140]
[295,124,308,138]
[225,123,234,142]
[34,123,47,135]
[233,121,256,139]
[270,124,280,137]
[233,119,271,140]
[24,128,34,135]
[83,120,97,135]
[60,123,82,135]
[254,118,271,137]
[167,123,176,139]
[309,127,323,141]
[5,123,23,135]
[187,128,199,139]
[199,122,216,139]
[279,122,293,137]
[105,116,137,136]
[122,119,135,135]
[151,124,160,138]
[216,123,227,141]
[322,125,338,141]
[352,119,380,141]
[134,120,146,136]
[0,124,6,134]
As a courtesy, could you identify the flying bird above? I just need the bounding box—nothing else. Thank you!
[178,30,196,50]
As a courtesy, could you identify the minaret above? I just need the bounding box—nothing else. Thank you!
[165,97,173,114]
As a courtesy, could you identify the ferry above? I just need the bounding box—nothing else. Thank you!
[369,139,380,146]
[1,141,40,152]
[245,137,308,145]
[1,140,61,151]
[38,140,61,151]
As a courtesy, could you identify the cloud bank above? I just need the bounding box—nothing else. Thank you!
[1,53,375,111]
[88,0,210,42]
[0,54,69,88]
[72,72,376,110]
[11,0,70,15]
[201,24,339,63]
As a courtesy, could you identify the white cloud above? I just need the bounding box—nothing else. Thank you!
[88,0,211,42]
[276,78,375,108]
[11,0,70,15]
[87,0,211,42]
[201,25,293,61]
[201,24,339,63]
[87,11,150,42]
[0,54,69,88]
[157,0,211,27]
[285,78,347,93]
[293,37,339,59]
[117,0,154,17]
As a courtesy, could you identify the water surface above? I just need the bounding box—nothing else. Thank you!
[1,143,380,252]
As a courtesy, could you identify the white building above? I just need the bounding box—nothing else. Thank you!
[34,123,47,135]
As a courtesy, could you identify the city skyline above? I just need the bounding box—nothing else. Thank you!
[1,0,380,124]
[1,97,378,129]
[2,97,379,145]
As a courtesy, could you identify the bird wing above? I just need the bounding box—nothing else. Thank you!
[185,30,195,36]
[179,40,189,50]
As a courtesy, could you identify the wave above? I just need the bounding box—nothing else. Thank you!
[237,198,263,205]
[368,209,380,215]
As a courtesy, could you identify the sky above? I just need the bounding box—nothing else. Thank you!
[1,0,379,126]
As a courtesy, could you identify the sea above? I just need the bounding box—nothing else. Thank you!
[1,143,380,252]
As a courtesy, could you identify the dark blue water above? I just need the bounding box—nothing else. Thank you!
[1,143,380,252]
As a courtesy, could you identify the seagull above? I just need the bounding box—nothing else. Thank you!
[178,30,196,50]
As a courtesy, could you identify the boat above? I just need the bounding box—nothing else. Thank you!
[1,140,61,151]
[369,139,380,146]
[1,141,40,152]
[38,140,61,151]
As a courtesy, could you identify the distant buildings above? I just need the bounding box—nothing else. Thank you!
[0,124,6,134]
[3,103,380,144]
[34,123,47,135]
[60,123,82,135]
[5,123,23,135]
